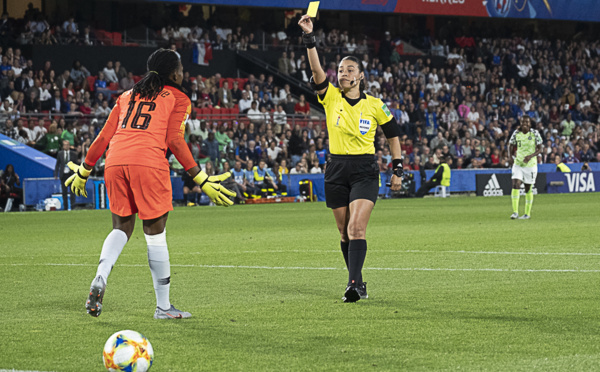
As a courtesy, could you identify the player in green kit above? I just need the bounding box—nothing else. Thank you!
[508,116,543,219]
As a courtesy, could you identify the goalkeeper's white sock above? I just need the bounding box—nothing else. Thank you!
[146,230,171,310]
[96,229,128,284]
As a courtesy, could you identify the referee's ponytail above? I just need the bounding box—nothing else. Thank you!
[131,48,180,102]
[341,56,366,92]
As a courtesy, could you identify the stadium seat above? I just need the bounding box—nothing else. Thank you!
[132,75,142,83]
[108,82,120,90]
[87,76,96,92]
[112,32,123,46]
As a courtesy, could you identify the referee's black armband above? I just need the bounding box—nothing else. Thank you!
[310,76,328,92]
[380,118,402,139]
[302,32,317,49]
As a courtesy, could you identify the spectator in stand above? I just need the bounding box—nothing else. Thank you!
[187,134,205,162]
[231,80,242,105]
[94,71,110,97]
[70,60,90,90]
[34,121,59,156]
[218,80,234,109]
[247,101,263,125]
[62,16,78,43]
[239,90,252,113]
[186,110,201,137]
[230,160,247,201]
[120,71,135,91]
[296,61,311,83]
[278,51,291,75]
[266,140,283,167]
[203,131,220,163]
[289,160,307,174]
[1,118,17,138]
[215,124,231,152]
[95,100,111,118]
[79,26,96,46]
[32,118,47,142]
[294,94,310,117]
[560,113,575,138]
[273,104,287,134]
[114,61,127,82]
[24,90,40,112]
[102,61,118,84]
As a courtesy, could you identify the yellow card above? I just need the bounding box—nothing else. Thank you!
[307,1,320,17]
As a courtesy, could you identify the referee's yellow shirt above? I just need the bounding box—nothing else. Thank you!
[318,82,394,155]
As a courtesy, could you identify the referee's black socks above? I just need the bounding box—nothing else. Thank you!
[348,239,367,286]
[340,241,349,270]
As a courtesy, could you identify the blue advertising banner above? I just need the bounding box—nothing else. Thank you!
[158,0,397,13]
[148,0,600,21]
[546,172,599,194]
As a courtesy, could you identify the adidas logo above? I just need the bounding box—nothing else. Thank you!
[483,174,504,196]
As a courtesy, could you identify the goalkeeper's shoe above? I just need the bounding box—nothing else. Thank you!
[154,305,192,319]
[342,284,360,303]
[85,275,106,317]
[357,282,368,300]
[510,212,519,219]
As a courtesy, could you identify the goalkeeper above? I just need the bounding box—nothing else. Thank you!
[67,49,235,320]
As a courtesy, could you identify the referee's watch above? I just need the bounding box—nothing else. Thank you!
[392,158,404,178]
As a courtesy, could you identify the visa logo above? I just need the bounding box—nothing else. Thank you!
[565,173,596,193]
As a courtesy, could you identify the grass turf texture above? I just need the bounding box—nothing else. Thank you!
[0,193,599,371]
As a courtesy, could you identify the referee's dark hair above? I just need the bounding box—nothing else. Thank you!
[340,56,366,92]
[131,48,180,102]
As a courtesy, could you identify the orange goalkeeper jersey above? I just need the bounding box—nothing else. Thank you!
[85,83,196,172]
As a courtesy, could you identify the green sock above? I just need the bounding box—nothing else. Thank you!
[525,190,533,216]
[511,189,520,214]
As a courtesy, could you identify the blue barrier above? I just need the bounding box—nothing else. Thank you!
[24,176,185,206]
[282,174,326,201]
[0,134,56,179]
[24,167,600,207]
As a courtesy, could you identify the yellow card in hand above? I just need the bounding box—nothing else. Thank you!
[307,1,320,17]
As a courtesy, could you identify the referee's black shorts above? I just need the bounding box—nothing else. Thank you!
[324,154,379,209]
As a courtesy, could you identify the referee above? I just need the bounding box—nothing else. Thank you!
[299,15,404,302]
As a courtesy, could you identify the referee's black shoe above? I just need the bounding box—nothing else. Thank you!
[357,282,368,300]
[342,284,360,303]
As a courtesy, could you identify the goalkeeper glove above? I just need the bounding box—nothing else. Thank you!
[193,171,236,207]
[64,161,91,198]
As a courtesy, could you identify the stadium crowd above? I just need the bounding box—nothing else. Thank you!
[1,7,600,205]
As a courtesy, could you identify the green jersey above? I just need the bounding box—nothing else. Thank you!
[509,129,542,167]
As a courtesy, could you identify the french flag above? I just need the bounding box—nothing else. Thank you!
[193,42,213,66]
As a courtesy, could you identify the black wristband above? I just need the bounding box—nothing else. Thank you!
[77,170,89,180]
[195,171,209,188]
[302,32,317,49]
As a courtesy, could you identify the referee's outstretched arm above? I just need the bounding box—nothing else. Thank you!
[298,14,327,95]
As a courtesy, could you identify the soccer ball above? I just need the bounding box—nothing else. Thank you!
[103,330,154,371]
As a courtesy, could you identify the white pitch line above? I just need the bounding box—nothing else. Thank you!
[0,369,55,372]
[239,249,600,256]
[2,262,600,273]
[2,249,600,258]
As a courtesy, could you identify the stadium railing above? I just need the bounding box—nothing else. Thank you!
[2,112,326,130]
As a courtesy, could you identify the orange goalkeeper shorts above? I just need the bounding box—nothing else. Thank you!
[105,165,173,220]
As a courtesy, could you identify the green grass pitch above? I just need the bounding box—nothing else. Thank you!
[1,193,599,371]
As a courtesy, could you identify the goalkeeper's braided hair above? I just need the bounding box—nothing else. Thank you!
[131,48,180,102]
